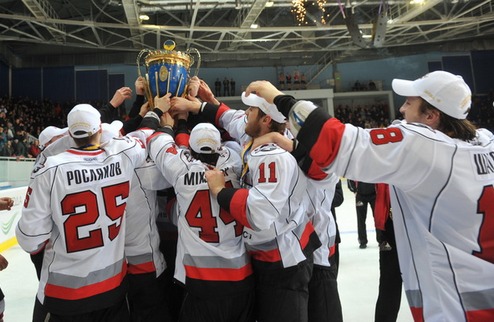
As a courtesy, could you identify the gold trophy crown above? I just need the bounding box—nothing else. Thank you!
[137,40,201,107]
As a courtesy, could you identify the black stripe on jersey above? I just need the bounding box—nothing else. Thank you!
[217,187,237,213]
[42,277,128,315]
[297,108,332,157]
[201,102,221,124]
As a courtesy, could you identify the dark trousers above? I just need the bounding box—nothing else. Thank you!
[254,257,313,322]
[356,195,376,245]
[375,219,402,322]
[308,264,343,322]
[127,271,172,322]
[33,297,130,322]
[179,289,255,322]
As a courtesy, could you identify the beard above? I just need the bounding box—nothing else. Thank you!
[245,121,261,138]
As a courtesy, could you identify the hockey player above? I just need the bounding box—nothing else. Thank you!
[16,104,147,321]
[148,94,254,322]
[245,71,494,321]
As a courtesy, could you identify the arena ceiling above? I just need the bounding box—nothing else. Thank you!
[0,0,493,70]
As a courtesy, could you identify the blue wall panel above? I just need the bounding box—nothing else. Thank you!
[0,61,8,97]
[43,66,75,102]
[12,68,42,99]
[471,50,494,94]
[76,70,108,101]
[442,55,474,92]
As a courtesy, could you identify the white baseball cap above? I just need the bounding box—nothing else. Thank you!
[101,120,123,144]
[189,123,221,154]
[38,126,68,150]
[67,104,102,138]
[392,70,471,120]
[241,92,286,123]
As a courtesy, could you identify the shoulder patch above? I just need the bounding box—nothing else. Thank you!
[251,143,284,156]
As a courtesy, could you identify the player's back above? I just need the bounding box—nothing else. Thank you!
[17,138,145,315]
[389,128,494,321]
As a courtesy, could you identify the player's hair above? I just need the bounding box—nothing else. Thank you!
[190,149,220,166]
[419,99,476,141]
[257,109,286,134]
[72,132,100,147]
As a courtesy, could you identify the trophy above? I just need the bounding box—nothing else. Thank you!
[137,40,201,107]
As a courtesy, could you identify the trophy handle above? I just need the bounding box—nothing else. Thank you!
[187,47,201,77]
[136,49,155,107]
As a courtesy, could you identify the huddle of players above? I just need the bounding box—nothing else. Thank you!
[15,77,339,322]
[17,69,494,322]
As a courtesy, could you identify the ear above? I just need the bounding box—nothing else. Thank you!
[425,109,441,128]
[262,115,272,125]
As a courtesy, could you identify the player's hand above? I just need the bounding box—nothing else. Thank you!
[172,110,189,121]
[0,254,8,271]
[0,197,13,211]
[154,93,172,113]
[197,79,220,105]
[245,80,283,104]
[161,112,175,128]
[139,101,151,117]
[205,169,226,197]
[135,76,146,96]
[110,86,133,108]
[187,76,200,97]
[171,96,201,115]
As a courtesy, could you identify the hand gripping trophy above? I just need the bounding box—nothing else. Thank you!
[137,40,201,107]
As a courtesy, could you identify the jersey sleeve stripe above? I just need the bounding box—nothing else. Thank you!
[228,188,252,229]
[308,118,345,170]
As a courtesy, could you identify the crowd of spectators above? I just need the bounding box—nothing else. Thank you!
[0,97,113,158]
[0,89,493,158]
[334,102,391,128]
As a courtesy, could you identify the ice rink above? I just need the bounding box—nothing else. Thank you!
[1,179,413,321]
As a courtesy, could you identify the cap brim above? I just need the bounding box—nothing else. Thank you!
[392,79,419,97]
[241,92,265,107]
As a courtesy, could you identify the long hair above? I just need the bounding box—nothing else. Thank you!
[419,99,476,141]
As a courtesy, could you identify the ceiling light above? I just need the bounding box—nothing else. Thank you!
[139,14,150,21]
[265,1,274,7]
[250,23,259,29]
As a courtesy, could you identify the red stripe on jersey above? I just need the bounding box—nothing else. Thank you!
[229,189,252,229]
[67,149,104,156]
[249,248,282,262]
[128,261,156,275]
[215,103,231,125]
[409,306,424,322]
[175,132,190,148]
[309,118,345,171]
[44,262,127,300]
[307,162,328,181]
[146,132,164,145]
[300,221,316,249]
[184,263,253,281]
[466,308,494,321]
[329,244,336,257]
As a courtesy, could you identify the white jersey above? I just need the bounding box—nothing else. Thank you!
[305,173,338,267]
[306,118,494,321]
[123,128,170,277]
[215,106,320,269]
[16,137,146,315]
[148,131,253,297]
